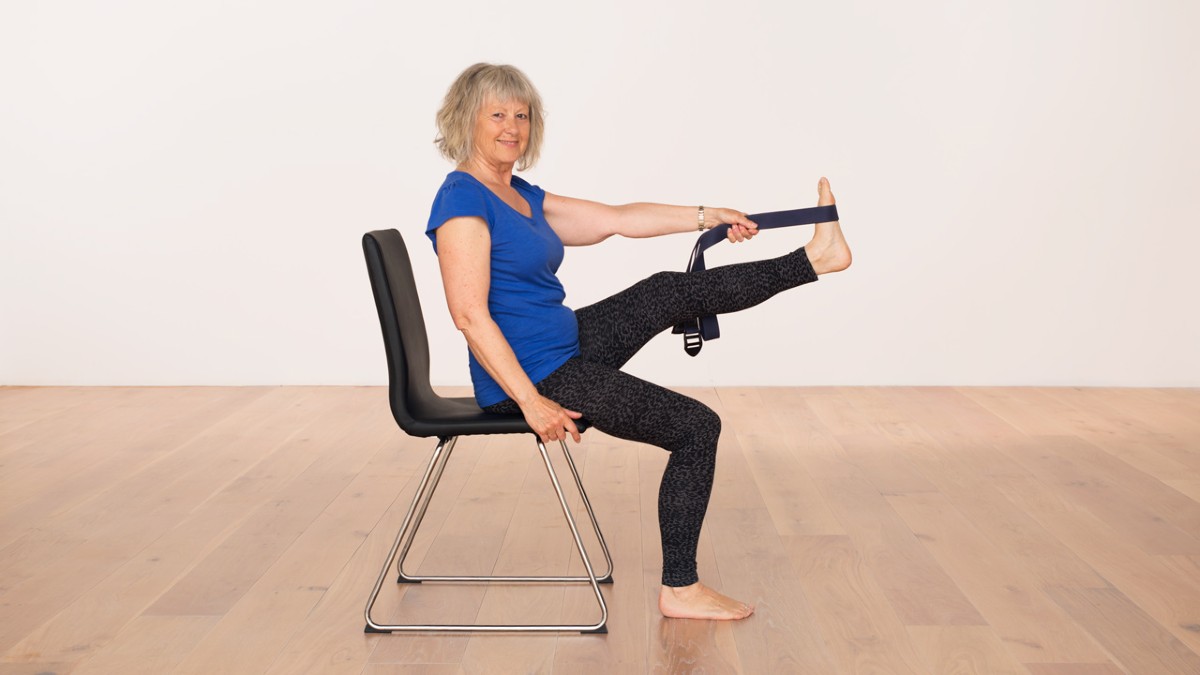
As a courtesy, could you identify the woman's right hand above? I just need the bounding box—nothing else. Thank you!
[519,394,583,444]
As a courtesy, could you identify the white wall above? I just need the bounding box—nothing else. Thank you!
[2,0,1197,387]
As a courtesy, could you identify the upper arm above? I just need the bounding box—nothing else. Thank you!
[434,216,492,327]
[542,192,621,246]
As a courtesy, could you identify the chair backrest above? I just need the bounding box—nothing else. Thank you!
[362,229,444,434]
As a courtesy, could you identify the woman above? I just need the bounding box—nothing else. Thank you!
[426,63,851,621]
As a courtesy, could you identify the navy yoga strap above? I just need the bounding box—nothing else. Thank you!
[671,204,839,356]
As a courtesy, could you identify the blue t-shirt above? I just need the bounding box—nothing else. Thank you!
[426,171,580,407]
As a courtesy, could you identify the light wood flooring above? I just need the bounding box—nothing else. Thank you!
[1,385,1199,674]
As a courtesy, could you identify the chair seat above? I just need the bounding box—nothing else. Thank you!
[403,395,591,438]
[402,396,529,437]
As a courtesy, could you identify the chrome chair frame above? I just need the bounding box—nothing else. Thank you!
[363,435,613,634]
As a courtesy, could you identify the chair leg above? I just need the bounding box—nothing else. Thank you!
[364,434,609,633]
[533,437,608,632]
[556,438,614,584]
[364,436,453,630]
[395,436,459,582]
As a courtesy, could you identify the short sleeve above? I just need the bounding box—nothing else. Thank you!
[426,177,494,250]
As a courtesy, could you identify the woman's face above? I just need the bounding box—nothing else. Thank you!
[470,94,530,169]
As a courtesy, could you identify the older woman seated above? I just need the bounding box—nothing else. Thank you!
[426,63,851,620]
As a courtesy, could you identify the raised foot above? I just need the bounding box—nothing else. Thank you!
[659,582,755,620]
[806,176,852,275]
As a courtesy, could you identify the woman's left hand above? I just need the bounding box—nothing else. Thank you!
[708,208,759,243]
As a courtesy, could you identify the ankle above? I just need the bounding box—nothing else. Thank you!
[804,245,829,275]
[663,582,702,598]
[805,241,850,276]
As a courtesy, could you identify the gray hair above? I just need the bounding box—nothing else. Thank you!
[434,63,545,171]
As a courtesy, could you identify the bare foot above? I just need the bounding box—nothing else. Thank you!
[659,583,755,620]
[805,177,852,275]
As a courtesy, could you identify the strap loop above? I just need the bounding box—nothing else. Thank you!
[671,204,839,357]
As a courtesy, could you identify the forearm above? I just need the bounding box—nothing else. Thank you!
[545,193,753,245]
[613,202,703,239]
[456,313,540,406]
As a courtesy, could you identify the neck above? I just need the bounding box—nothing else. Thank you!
[459,156,514,187]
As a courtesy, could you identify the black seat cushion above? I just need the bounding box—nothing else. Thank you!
[406,396,591,438]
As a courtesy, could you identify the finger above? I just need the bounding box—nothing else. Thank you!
[541,419,559,443]
[566,419,582,443]
[565,408,583,419]
[741,215,759,231]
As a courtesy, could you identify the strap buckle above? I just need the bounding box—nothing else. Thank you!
[683,330,702,357]
[679,319,703,357]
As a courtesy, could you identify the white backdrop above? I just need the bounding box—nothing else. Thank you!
[2,1,1197,387]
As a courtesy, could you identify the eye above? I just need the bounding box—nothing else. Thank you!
[516,113,529,120]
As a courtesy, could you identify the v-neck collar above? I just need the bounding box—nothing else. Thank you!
[453,171,534,221]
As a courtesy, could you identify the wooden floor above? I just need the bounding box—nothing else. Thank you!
[1,387,1199,674]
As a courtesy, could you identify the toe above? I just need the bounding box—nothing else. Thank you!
[816,177,836,206]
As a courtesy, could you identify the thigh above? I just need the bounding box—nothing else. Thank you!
[531,357,716,452]
[574,249,816,371]
[573,271,687,371]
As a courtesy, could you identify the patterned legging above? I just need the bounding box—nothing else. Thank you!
[484,246,819,586]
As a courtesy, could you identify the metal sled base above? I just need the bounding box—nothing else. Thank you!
[364,435,613,634]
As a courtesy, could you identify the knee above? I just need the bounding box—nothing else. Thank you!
[649,270,684,283]
[665,402,721,465]
[687,402,722,445]
[644,270,685,293]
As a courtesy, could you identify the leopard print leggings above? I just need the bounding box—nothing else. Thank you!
[484,246,819,586]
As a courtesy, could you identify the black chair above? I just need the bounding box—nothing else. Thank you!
[361,229,612,634]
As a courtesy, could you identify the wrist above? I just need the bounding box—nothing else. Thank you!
[514,388,539,407]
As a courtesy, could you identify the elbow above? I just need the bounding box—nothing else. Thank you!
[589,230,616,245]
[450,308,488,334]
[607,204,635,240]
[450,312,472,333]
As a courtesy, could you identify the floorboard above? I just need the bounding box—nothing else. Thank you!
[1,386,1197,673]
